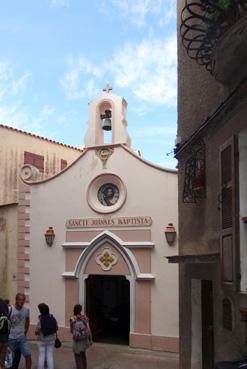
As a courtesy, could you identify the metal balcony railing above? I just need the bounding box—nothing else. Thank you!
[180,0,247,73]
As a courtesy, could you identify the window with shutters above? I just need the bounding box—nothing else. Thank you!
[24,151,44,172]
[221,145,233,229]
[219,137,238,290]
[61,159,67,170]
[238,129,247,292]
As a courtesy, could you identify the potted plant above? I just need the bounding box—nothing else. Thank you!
[204,0,238,35]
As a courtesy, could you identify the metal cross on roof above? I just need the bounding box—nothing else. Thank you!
[103,84,113,93]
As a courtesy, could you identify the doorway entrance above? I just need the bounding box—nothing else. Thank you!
[86,275,130,344]
[201,280,214,369]
[191,279,214,369]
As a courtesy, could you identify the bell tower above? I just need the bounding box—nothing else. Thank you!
[84,84,131,148]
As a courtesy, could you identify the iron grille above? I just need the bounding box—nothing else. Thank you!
[180,0,247,73]
[183,139,206,203]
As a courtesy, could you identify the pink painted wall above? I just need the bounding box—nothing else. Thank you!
[66,228,151,242]
[65,279,79,326]
[135,281,151,333]
[65,249,82,271]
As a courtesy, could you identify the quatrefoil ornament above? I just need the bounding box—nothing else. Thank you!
[96,247,118,271]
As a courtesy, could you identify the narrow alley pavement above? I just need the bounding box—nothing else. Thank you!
[18,342,179,369]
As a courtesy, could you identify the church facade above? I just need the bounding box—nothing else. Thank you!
[19,88,179,351]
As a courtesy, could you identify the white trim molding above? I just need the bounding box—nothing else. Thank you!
[62,240,154,249]
[136,273,155,280]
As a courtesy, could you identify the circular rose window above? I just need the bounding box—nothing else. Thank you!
[87,174,126,214]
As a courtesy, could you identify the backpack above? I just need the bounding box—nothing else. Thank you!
[0,314,10,335]
[40,315,57,336]
[72,318,88,341]
[0,299,10,335]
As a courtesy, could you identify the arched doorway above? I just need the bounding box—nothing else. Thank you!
[86,274,130,344]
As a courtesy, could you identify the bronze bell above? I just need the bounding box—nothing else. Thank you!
[101,109,112,131]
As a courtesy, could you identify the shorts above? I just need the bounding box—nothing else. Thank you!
[8,336,31,357]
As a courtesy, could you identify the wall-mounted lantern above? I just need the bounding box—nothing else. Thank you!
[45,227,55,247]
[164,223,176,246]
[100,109,112,131]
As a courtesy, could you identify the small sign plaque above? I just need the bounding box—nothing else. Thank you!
[66,216,152,229]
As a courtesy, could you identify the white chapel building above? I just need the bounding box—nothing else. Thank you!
[19,86,179,351]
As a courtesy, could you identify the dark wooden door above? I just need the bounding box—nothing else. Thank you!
[86,275,130,344]
[201,280,214,369]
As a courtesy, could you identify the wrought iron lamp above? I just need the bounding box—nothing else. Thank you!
[45,227,55,246]
[164,223,176,246]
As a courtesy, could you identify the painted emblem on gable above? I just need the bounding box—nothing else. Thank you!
[96,247,118,271]
[96,147,114,169]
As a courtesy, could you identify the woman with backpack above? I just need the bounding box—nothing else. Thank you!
[70,304,92,369]
[35,303,58,369]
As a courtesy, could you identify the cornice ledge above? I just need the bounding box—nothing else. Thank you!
[62,272,77,279]
[136,273,155,281]
[62,242,88,248]
[123,241,154,249]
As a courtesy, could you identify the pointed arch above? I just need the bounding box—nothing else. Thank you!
[74,230,140,278]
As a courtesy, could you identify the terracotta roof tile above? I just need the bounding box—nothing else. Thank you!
[0,123,83,152]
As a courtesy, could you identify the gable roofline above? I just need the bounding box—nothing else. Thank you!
[20,142,177,186]
[85,143,177,174]
[120,144,177,174]
[20,148,88,186]
[0,123,83,152]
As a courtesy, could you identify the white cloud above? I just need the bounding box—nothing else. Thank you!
[60,57,102,99]
[0,61,32,129]
[27,104,55,132]
[133,125,176,138]
[12,72,31,95]
[0,61,59,137]
[0,102,29,129]
[0,61,31,100]
[105,0,175,28]
[0,60,80,144]
[0,101,57,137]
[48,0,70,8]
[110,35,177,106]
[61,34,177,107]
[40,104,55,117]
[132,125,176,147]
[159,1,176,26]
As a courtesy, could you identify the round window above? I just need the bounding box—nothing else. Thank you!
[87,174,126,214]
[97,183,119,206]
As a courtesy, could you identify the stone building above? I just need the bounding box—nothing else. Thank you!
[0,124,82,302]
[169,1,247,369]
[20,88,179,351]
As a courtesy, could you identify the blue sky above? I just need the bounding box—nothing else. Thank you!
[0,0,177,168]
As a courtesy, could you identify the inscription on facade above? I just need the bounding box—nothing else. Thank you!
[66,216,152,228]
